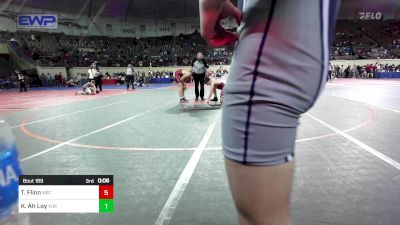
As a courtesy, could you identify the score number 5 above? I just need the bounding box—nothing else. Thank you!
[99,185,114,199]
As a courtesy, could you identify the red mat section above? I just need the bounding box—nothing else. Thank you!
[0,90,126,115]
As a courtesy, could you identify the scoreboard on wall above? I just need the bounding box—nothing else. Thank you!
[19,175,114,213]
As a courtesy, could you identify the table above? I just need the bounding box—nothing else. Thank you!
[150,78,172,83]
[102,79,117,85]
[376,72,400,78]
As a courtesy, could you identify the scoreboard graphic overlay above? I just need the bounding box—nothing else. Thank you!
[19,175,114,213]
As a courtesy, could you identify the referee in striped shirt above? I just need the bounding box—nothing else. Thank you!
[126,64,135,90]
[191,52,209,101]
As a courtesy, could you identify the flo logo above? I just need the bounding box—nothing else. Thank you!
[17,14,58,29]
[359,12,383,20]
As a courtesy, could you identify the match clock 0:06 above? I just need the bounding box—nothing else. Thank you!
[97,177,110,184]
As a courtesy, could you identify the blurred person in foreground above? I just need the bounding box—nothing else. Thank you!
[200,0,340,224]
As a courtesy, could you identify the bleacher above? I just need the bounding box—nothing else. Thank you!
[0,19,399,67]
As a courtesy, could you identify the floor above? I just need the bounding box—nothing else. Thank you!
[1,79,399,225]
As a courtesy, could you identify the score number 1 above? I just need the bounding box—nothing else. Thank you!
[99,185,114,213]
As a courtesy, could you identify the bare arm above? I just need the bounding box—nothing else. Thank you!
[200,0,240,47]
[220,1,242,24]
[199,0,227,37]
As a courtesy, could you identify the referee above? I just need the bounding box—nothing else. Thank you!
[126,64,135,90]
[94,62,102,93]
[88,62,102,93]
[191,52,209,101]
[87,64,95,82]
[16,70,27,92]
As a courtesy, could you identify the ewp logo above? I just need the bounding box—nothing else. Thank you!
[17,14,58,29]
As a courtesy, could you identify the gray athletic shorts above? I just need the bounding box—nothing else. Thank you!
[222,0,340,165]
